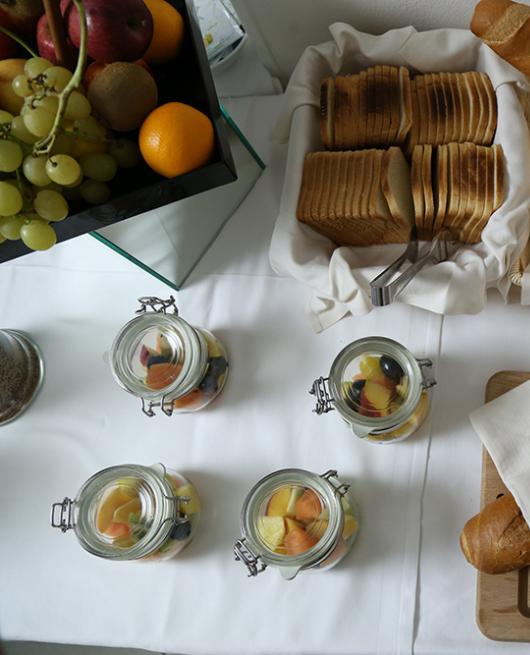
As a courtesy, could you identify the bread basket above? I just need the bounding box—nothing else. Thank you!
[270,23,530,332]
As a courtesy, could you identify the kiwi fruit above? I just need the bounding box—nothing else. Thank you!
[87,62,158,132]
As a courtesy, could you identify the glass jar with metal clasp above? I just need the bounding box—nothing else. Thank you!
[51,463,201,561]
[234,469,359,580]
[109,296,228,416]
[310,336,436,444]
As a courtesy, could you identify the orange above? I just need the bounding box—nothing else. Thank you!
[143,0,185,64]
[139,102,214,178]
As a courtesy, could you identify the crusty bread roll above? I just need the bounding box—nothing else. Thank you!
[460,492,530,574]
[471,0,530,76]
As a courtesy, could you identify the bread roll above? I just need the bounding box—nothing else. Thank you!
[470,0,530,76]
[460,492,530,574]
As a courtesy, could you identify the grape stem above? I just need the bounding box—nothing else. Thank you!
[0,26,38,57]
[32,0,88,157]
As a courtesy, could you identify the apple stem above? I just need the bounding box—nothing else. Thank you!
[33,0,88,157]
[43,0,73,69]
[0,25,37,57]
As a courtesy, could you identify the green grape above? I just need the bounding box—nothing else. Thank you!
[11,116,38,144]
[23,155,51,187]
[80,179,110,205]
[23,107,55,137]
[45,154,82,186]
[65,91,91,120]
[42,66,72,92]
[73,116,106,139]
[34,189,68,222]
[0,182,23,216]
[0,140,23,172]
[0,110,13,124]
[12,75,31,98]
[80,152,117,182]
[0,215,25,239]
[35,95,59,115]
[108,140,141,169]
[24,57,52,78]
[20,219,56,251]
[50,132,75,156]
[0,234,5,244]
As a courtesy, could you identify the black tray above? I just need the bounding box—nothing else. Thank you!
[0,0,237,263]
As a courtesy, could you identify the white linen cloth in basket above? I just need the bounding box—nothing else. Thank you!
[270,23,530,332]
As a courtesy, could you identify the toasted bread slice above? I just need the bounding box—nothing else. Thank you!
[327,151,344,219]
[423,73,435,145]
[453,143,471,239]
[397,66,413,145]
[365,67,378,147]
[455,73,469,143]
[448,74,462,143]
[464,72,480,142]
[459,144,484,242]
[335,151,351,219]
[479,72,497,145]
[441,73,456,145]
[471,72,489,145]
[368,149,383,220]
[422,145,434,239]
[380,65,393,146]
[350,152,364,221]
[345,76,357,148]
[411,145,425,237]
[431,73,444,147]
[430,146,440,239]
[358,70,368,149]
[296,152,316,222]
[467,145,495,243]
[388,65,400,144]
[433,145,449,235]
[406,79,420,153]
[415,74,428,146]
[359,149,372,219]
[333,76,348,150]
[381,146,415,241]
[493,144,505,212]
[444,142,461,236]
[343,151,358,220]
[320,79,334,149]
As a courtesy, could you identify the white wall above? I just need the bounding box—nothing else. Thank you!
[231,0,530,85]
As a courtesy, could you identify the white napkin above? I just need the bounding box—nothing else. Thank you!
[469,379,530,526]
[269,23,530,332]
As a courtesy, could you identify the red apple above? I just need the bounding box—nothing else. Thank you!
[0,0,43,35]
[62,0,153,64]
[36,13,75,65]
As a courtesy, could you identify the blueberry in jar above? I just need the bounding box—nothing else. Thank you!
[380,356,404,383]
[170,519,192,541]
[344,379,365,410]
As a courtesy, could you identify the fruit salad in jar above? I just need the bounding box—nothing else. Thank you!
[341,351,429,442]
[95,468,200,560]
[256,483,358,558]
[140,328,228,412]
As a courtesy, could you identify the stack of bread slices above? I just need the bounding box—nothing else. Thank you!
[297,64,504,247]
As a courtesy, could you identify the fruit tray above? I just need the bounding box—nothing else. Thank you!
[0,0,236,264]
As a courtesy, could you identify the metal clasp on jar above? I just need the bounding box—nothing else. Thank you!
[417,358,436,389]
[309,376,335,414]
[321,469,350,498]
[51,497,75,532]
[141,394,176,418]
[234,538,267,577]
[136,296,179,315]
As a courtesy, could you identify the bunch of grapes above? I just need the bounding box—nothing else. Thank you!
[0,56,141,251]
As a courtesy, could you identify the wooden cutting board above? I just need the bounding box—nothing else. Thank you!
[477,371,530,641]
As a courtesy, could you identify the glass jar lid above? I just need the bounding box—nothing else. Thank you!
[329,337,422,432]
[110,313,208,402]
[241,469,343,578]
[73,464,177,560]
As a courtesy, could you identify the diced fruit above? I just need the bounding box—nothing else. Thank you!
[112,497,141,524]
[146,362,181,390]
[267,486,292,517]
[104,521,131,538]
[396,379,409,400]
[307,518,329,540]
[173,388,203,409]
[257,516,285,549]
[343,379,365,409]
[359,355,383,380]
[342,514,358,540]
[284,527,318,556]
[157,333,173,358]
[175,484,200,515]
[139,344,156,366]
[359,390,381,417]
[295,489,322,523]
[147,354,169,368]
[380,355,404,383]
[362,380,393,411]
[286,487,303,518]
[285,517,303,533]
[96,486,135,532]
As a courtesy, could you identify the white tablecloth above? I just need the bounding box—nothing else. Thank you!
[0,93,527,655]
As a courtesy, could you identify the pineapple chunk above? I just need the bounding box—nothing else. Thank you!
[342,514,358,540]
[285,517,303,533]
[363,380,393,411]
[267,486,292,517]
[257,516,286,549]
[285,487,303,518]
[113,497,141,524]
[359,355,383,380]
[175,484,200,514]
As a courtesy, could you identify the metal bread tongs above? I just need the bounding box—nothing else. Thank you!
[369,230,453,307]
